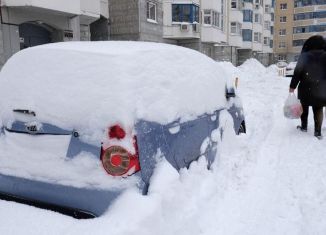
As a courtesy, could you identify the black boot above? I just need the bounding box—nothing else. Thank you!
[314,130,323,140]
[297,125,307,132]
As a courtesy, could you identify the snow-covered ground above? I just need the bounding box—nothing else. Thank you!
[1,59,326,235]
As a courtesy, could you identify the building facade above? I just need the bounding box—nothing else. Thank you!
[0,0,275,68]
[237,0,274,65]
[274,0,326,62]
[0,0,109,68]
[109,0,274,65]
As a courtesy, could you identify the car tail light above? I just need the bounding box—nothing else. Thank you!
[101,125,140,176]
[109,125,126,139]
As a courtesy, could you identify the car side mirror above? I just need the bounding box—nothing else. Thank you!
[226,88,236,99]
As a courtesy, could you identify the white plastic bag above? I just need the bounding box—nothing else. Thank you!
[283,93,303,119]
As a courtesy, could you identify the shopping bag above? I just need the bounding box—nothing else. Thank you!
[283,93,303,119]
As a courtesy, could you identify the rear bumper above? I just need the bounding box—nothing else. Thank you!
[0,173,124,218]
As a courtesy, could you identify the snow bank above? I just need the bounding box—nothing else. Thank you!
[266,64,279,75]
[0,41,227,142]
[238,58,266,77]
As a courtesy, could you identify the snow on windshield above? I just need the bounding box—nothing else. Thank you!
[0,42,228,142]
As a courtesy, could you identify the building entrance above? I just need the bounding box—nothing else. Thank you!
[19,22,52,49]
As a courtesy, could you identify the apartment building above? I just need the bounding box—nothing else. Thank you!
[110,0,274,65]
[237,0,274,65]
[0,0,275,68]
[274,0,326,62]
[0,0,109,68]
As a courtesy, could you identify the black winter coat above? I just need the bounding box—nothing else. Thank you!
[290,49,326,106]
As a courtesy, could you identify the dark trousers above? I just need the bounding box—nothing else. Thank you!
[301,104,323,133]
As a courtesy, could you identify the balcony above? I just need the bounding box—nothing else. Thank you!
[163,23,200,39]
[229,34,243,47]
[201,25,226,43]
[1,0,107,21]
[2,0,80,15]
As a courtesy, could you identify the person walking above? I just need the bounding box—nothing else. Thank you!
[289,35,326,139]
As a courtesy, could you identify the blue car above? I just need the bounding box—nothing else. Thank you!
[0,42,245,218]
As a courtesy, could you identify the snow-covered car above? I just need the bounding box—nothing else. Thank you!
[285,62,297,77]
[0,42,245,218]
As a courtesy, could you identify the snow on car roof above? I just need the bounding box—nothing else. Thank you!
[0,41,227,141]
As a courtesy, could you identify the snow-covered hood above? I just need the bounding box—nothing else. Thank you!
[0,41,227,141]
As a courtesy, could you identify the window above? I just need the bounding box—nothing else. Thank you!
[203,10,220,27]
[254,14,262,24]
[264,37,270,45]
[230,22,242,34]
[271,12,274,21]
[255,0,263,5]
[254,32,262,42]
[294,11,326,21]
[265,5,271,13]
[280,16,287,22]
[280,3,287,9]
[295,0,326,7]
[243,10,253,22]
[172,4,199,23]
[279,41,286,48]
[242,29,253,41]
[203,10,211,24]
[270,39,274,48]
[271,26,274,34]
[278,54,286,61]
[293,25,326,34]
[293,26,307,34]
[293,39,305,47]
[231,0,238,9]
[213,11,220,27]
[147,1,157,22]
[264,21,270,30]
[279,29,286,35]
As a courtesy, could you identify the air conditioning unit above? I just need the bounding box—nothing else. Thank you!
[180,24,189,31]
[255,4,260,9]
[192,24,200,33]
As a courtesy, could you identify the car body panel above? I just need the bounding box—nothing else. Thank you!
[0,173,126,217]
[135,101,244,185]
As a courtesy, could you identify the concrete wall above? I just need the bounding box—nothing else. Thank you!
[1,24,20,66]
[0,27,4,67]
[139,0,164,42]
[109,0,140,40]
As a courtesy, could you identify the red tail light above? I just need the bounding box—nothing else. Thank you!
[101,125,140,176]
[109,125,126,139]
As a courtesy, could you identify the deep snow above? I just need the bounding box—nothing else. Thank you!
[1,59,326,235]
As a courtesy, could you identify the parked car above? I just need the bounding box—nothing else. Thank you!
[0,42,245,218]
[285,61,297,77]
